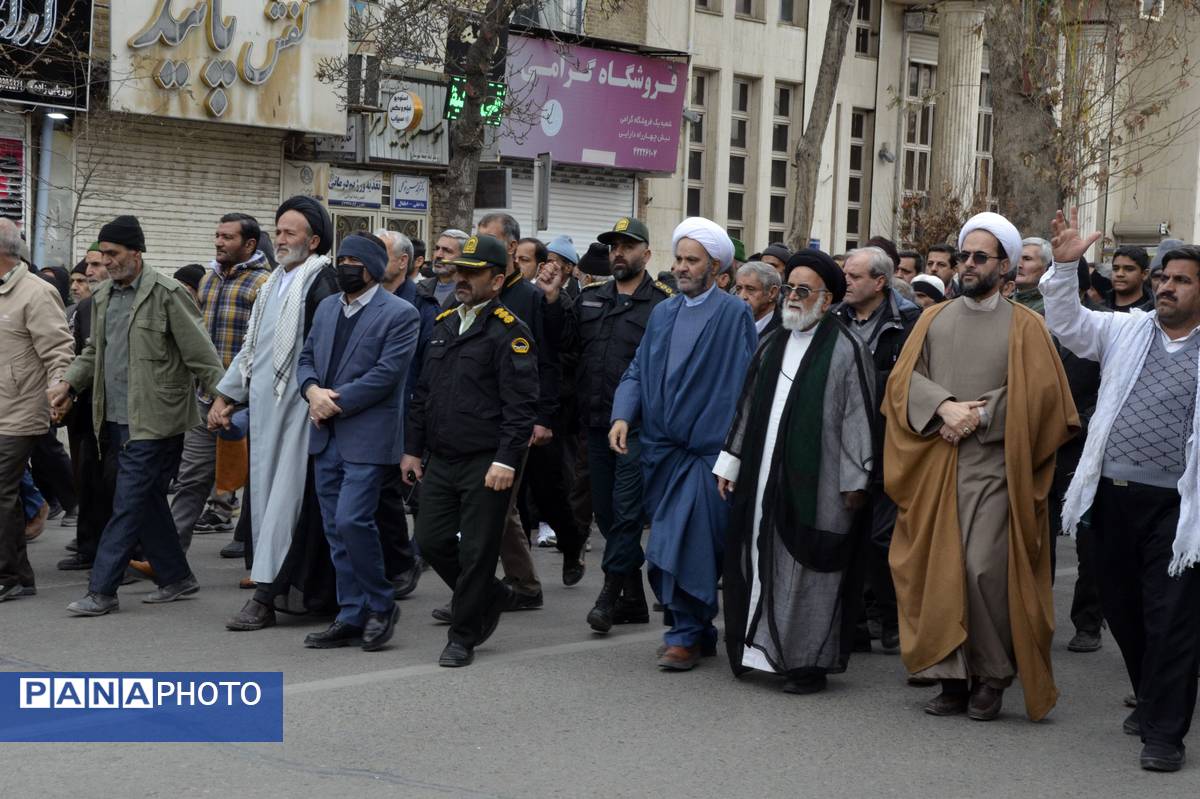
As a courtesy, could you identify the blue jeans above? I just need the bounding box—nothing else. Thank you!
[586,427,646,575]
[89,424,190,596]
[313,436,394,627]
[19,469,43,521]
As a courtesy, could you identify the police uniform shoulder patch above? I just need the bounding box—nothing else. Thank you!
[653,280,675,296]
[511,336,531,354]
[435,307,456,322]
[493,307,515,325]
[580,281,603,291]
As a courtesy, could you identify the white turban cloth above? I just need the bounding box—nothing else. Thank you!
[672,217,735,271]
[957,211,1023,266]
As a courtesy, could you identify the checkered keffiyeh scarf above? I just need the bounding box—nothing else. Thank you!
[239,253,329,401]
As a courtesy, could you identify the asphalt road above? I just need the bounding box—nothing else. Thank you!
[2,518,1195,798]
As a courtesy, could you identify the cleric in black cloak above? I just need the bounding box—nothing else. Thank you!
[714,250,876,694]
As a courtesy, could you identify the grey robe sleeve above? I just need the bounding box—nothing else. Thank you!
[839,354,874,494]
[906,339,955,435]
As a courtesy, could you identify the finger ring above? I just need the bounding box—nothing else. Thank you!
[961,427,969,434]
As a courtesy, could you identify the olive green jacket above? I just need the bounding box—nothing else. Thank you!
[64,267,225,441]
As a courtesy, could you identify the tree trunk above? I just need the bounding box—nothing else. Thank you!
[787,0,855,250]
[432,0,513,232]
[985,0,1062,234]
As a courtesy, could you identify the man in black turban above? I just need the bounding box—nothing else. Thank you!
[716,246,877,694]
[275,196,333,258]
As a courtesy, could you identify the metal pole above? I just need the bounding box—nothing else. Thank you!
[32,112,54,268]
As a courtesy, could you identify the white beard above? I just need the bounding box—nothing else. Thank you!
[781,303,823,331]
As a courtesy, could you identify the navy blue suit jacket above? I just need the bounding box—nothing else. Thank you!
[297,287,420,465]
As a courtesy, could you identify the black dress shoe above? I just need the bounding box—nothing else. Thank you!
[562,554,585,587]
[1123,710,1142,736]
[1067,629,1102,652]
[431,603,451,623]
[219,540,245,559]
[304,621,364,649]
[504,588,543,611]
[438,641,474,667]
[782,673,828,694]
[56,553,94,571]
[226,599,276,632]
[65,538,78,552]
[1141,742,1185,772]
[390,563,421,599]
[362,605,400,651]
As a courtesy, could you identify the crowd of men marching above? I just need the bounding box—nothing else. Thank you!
[1,196,1198,773]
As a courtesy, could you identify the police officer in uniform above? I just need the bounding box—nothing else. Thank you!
[401,235,539,668]
[566,217,673,633]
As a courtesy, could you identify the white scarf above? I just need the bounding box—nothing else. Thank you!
[239,253,329,401]
[1046,266,1200,576]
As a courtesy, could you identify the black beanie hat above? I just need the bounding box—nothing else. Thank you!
[173,264,206,292]
[98,215,146,252]
[579,242,612,277]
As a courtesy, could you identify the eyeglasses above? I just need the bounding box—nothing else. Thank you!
[955,250,1003,267]
[780,284,827,300]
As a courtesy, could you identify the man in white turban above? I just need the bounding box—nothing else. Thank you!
[882,211,1079,722]
[609,217,757,671]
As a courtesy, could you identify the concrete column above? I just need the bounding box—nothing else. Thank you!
[929,0,985,207]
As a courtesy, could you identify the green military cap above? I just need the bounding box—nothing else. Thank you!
[598,216,650,245]
[449,234,508,270]
[730,236,746,263]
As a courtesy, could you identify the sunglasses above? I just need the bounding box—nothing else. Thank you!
[780,284,827,300]
[955,250,1003,267]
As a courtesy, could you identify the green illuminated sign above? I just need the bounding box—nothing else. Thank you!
[444,75,506,126]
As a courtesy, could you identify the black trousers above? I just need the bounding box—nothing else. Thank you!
[74,407,116,562]
[0,434,37,587]
[415,452,512,648]
[30,428,77,514]
[1050,438,1104,634]
[1093,478,1200,747]
[524,436,585,562]
[864,486,898,630]
[375,463,417,577]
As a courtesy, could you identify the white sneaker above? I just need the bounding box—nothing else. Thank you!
[536,522,557,547]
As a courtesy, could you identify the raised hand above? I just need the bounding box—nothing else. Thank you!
[1050,207,1102,265]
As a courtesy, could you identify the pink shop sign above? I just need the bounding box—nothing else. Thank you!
[501,35,686,173]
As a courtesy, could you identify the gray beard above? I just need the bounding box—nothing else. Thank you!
[276,246,310,269]
[781,304,823,331]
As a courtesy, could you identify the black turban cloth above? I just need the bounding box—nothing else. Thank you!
[786,249,846,304]
[579,242,612,277]
[276,195,333,256]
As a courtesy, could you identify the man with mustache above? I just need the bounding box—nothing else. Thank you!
[883,211,1079,722]
[417,228,468,309]
[1043,210,1200,773]
[565,217,673,633]
[609,217,757,670]
[716,250,875,694]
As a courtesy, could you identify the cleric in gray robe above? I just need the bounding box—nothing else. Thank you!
[714,250,876,695]
[213,196,339,630]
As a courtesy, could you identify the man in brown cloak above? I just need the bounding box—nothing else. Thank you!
[883,212,1079,722]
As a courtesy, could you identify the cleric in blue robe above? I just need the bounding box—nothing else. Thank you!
[609,217,757,671]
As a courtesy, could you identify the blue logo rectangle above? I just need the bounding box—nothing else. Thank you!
[0,672,283,742]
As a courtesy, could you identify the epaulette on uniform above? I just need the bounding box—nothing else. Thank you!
[435,307,456,322]
[493,307,516,325]
[580,281,604,291]
[653,280,675,296]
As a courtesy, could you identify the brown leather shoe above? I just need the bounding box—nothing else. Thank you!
[128,559,156,580]
[657,644,701,671]
[238,577,256,589]
[968,683,1004,721]
[25,502,48,541]
[226,599,276,631]
[924,688,970,716]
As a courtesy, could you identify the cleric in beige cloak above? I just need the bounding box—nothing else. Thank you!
[882,212,1079,722]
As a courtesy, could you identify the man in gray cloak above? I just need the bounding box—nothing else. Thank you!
[715,250,876,694]
[211,196,339,630]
